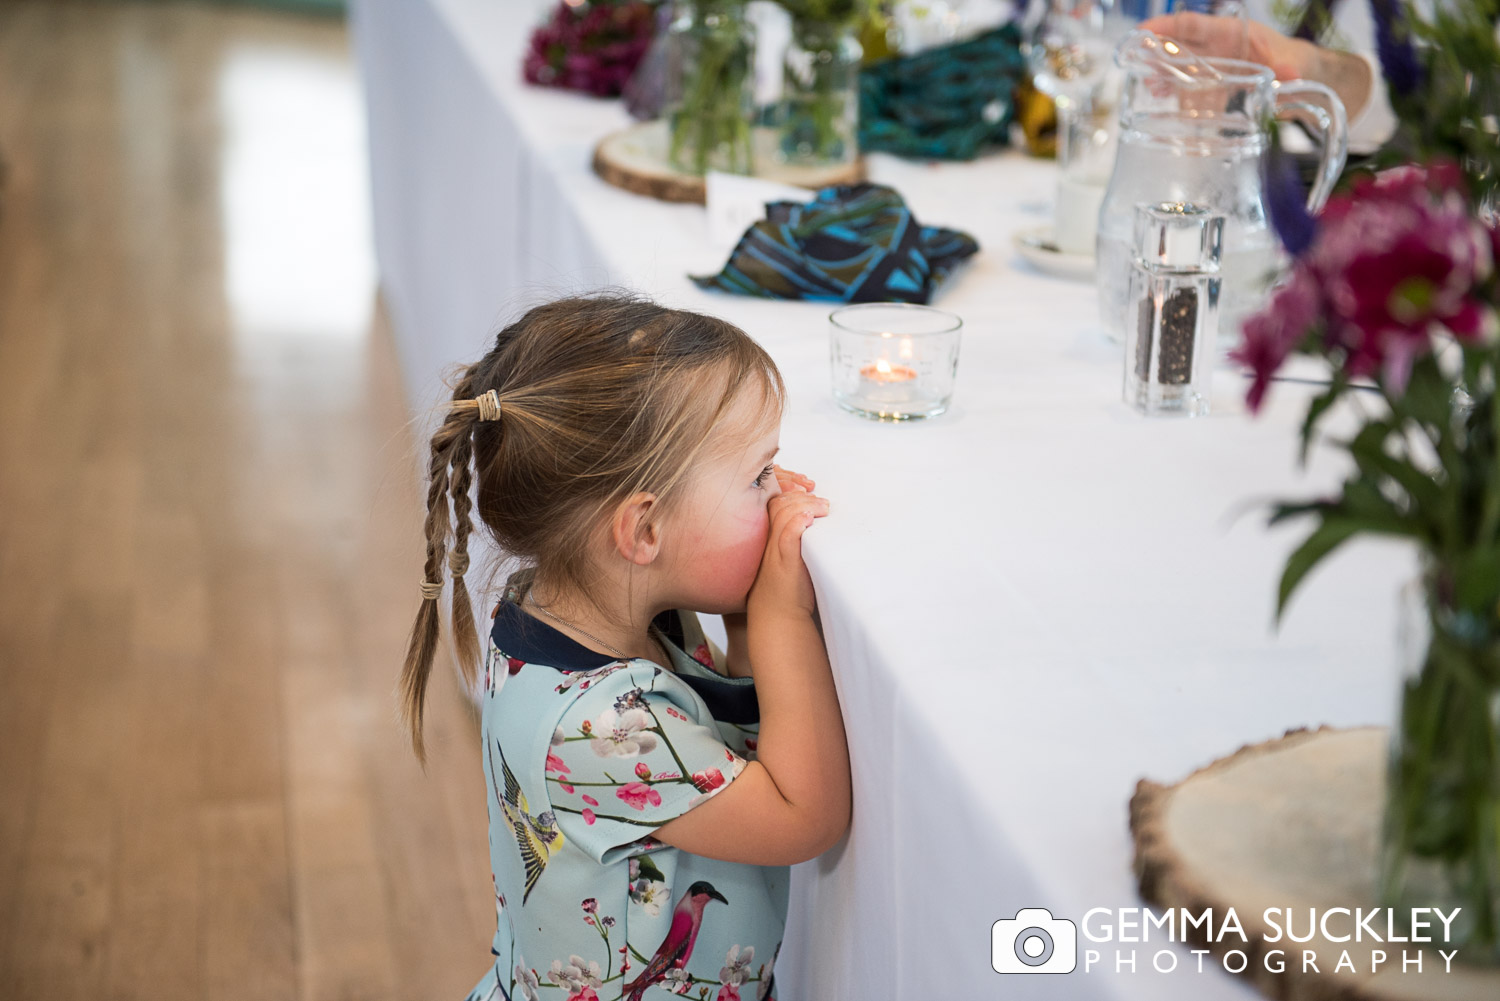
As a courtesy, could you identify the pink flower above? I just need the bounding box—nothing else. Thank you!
[692,643,715,668]
[717,986,741,1001]
[566,989,598,1001]
[582,898,598,913]
[635,762,652,780]
[582,794,598,806]
[582,809,596,825]
[1230,269,1321,412]
[559,782,575,794]
[507,657,526,676]
[616,781,662,811]
[692,768,726,794]
[1237,161,1496,405]
[546,752,571,776]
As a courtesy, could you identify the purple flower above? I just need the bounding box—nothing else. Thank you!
[1369,0,1423,97]
[1264,139,1318,256]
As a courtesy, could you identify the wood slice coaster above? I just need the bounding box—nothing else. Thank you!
[1130,725,1498,1001]
[591,119,865,204]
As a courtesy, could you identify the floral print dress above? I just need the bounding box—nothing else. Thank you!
[463,593,788,1001]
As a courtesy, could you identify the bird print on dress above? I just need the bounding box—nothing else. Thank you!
[489,739,564,905]
[622,880,729,1000]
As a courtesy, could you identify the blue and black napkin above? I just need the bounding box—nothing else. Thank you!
[690,183,978,304]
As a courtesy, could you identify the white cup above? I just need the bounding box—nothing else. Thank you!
[1054,174,1106,256]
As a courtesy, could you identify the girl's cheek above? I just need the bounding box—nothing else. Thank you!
[689,510,769,607]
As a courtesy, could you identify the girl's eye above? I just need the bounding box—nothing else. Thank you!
[753,464,775,489]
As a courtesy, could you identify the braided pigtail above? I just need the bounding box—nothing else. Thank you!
[447,397,482,692]
[398,375,490,764]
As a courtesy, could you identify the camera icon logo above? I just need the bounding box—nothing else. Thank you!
[992,908,1077,974]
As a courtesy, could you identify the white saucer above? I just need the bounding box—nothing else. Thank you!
[1012,226,1095,282]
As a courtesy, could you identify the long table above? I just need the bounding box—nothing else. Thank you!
[349,2,1417,997]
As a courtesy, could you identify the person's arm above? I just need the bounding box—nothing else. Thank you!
[653,483,852,866]
[1140,12,1372,125]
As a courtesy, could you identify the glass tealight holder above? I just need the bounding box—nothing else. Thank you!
[830,303,962,421]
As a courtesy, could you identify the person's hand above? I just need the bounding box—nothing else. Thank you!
[1139,12,1371,123]
[773,464,815,495]
[1140,12,1313,81]
[747,481,829,621]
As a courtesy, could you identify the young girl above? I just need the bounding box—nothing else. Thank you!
[398,294,852,1001]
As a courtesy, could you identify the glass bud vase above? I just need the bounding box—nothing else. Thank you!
[664,0,756,176]
[1378,567,1500,967]
[777,18,862,167]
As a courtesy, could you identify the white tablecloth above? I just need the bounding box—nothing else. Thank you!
[350,2,1417,998]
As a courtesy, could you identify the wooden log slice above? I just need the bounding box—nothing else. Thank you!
[591,119,865,204]
[1129,725,1498,1001]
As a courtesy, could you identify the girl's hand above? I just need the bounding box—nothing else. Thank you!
[747,487,829,621]
[773,464,816,495]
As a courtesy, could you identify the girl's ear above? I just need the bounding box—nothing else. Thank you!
[611,491,661,566]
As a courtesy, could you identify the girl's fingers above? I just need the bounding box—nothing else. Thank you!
[773,464,816,491]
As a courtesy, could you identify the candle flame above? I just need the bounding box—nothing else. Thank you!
[875,358,892,375]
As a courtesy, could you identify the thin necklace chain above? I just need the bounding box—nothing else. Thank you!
[525,591,632,660]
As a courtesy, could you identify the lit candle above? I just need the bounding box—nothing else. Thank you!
[859,357,918,384]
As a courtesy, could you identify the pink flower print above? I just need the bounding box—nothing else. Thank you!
[582,794,598,806]
[717,987,741,1001]
[567,989,598,1001]
[744,737,757,751]
[582,898,598,914]
[663,706,688,722]
[692,768,725,794]
[559,782,575,794]
[692,643,714,668]
[582,809,596,825]
[635,762,652,780]
[507,657,526,676]
[617,781,662,810]
[546,752,571,776]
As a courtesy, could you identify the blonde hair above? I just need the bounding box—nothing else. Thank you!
[399,293,784,762]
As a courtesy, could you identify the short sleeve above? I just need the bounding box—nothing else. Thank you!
[546,661,749,866]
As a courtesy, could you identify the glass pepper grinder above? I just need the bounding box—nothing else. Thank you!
[1123,202,1225,417]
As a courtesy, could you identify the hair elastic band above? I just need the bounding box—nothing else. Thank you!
[475,389,502,422]
[419,579,444,600]
[449,552,469,577]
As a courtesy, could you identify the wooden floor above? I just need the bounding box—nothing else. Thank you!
[0,3,494,998]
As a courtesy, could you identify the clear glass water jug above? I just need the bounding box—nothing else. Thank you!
[1096,30,1347,346]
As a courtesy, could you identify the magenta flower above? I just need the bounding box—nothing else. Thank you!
[634,762,652,780]
[1236,162,1497,408]
[616,781,662,811]
[523,0,655,99]
[1231,268,1321,412]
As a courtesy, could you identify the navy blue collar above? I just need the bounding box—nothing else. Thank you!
[489,598,689,673]
[489,598,760,725]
